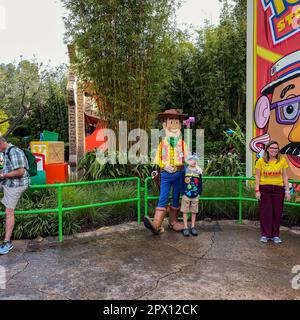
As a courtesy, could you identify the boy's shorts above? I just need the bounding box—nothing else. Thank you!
[181,195,199,214]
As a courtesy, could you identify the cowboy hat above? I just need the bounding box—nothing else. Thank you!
[158,109,187,120]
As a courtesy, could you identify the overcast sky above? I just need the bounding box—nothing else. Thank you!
[0,0,223,67]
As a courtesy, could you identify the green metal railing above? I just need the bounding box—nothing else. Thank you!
[0,177,141,242]
[144,176,300,224]
[1,175,300,242]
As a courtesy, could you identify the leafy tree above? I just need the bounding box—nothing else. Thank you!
[0,110,9,136]
[0,59,45,138]
[0,60,68,141]
[62,0,181,133]
[160,0,247,143]
[26,65,69,141]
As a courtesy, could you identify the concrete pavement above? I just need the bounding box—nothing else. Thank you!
[0,220,300,300]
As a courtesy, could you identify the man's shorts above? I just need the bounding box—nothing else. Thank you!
[180,195,199,214]
[0,183,28,210]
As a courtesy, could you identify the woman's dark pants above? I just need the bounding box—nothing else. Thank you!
[259,185,285,238]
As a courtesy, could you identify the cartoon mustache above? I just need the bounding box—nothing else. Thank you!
[280,143,300,156]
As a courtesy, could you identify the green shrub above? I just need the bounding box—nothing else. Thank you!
[205,141,226,156]
[17,189,58,211]
[0,213,81,240]
[61,181,137,225]
[78,150,155,181]
[224,121,246,162]
[204,154,246,176]
[50,213,81,236]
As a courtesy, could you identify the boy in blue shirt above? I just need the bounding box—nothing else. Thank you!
[181,153,203,237]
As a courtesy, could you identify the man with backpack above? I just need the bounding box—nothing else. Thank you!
[0,137,30,255]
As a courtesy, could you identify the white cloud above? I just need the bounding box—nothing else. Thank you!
[176,0,222,28]
[0,0,68,66]
[0,4,6,30]
[0,0,223,67]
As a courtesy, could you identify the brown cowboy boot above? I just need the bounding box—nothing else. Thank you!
[143,208,166,235]
[168,206,184,232]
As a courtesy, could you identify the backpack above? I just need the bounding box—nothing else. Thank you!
[7,146,38,177]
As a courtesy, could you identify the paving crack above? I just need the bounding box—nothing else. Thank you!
[6,252,30,285]
[135,230,216,300]
[134,263,194,300]
[161,230,216,262]
[201,230,216,259]
[133,229,291,300]
[201,257,290,275]
[30,287,72,300]
[157,232,287,275]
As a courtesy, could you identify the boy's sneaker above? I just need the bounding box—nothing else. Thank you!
[272,237,283,244]
[182,228,190,237]
[260,236,268,243]
[191,227,198,236]
[0,241,13,255]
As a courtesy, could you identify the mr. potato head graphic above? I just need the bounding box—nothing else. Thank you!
[250,50,300,180]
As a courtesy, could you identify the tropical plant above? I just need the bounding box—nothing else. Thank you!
[204,141,226,156]
[224,120,246,161]
[204,154,245,176]
[78,150,156,181]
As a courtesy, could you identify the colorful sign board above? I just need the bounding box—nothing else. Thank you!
[247,0,300,180]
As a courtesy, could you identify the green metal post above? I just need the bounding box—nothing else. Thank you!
[144,178,149,217]
[239,178,243,224]
[58,185,63,242]
[137,178,141,224]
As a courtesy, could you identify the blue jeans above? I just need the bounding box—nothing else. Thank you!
[157,170,184,209]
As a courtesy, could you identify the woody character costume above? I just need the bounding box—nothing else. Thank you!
[143,109,188,235]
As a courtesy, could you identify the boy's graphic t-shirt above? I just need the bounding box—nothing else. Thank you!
[183,166,203,198]
[255,157,289,186]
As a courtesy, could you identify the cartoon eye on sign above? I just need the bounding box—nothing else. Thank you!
[250,50,300,179]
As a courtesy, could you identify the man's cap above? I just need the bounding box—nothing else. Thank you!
[262,50,300,95]
[158,109,187,120]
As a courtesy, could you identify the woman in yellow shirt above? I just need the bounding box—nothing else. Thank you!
[255,141,291,244]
